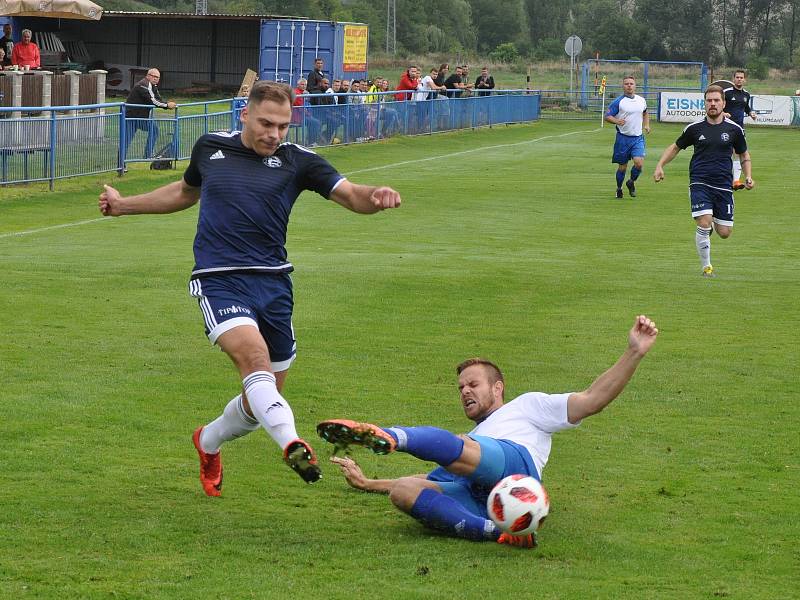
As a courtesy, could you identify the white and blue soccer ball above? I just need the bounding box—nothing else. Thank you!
[486,474,550,535]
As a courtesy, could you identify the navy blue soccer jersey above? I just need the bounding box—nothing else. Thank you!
[675,118,747,189]
[723,87,753,124]
[183,132,345,277]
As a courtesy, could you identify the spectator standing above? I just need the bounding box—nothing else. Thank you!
[11,29,40,69]
[444,66,468,98]
[124,68,176,159]
[0,24,13,67]
[420,68,447,100]
[0,48,7,70]
[292,78,322,146]
[395,66,419,101]
[306,57,326,104]
[475,67,495,96]
[434,64,449,87]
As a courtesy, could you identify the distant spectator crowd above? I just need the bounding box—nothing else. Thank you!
[285,57,498,145]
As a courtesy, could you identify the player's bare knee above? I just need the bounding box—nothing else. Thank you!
[389,477,426,513]
[717,228,732,239]
[232,347,271,374]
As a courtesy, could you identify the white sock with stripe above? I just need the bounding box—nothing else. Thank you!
[695,226,712,269]
[733,159,742,181]
[199,394,260,454]
[243,371,298,449]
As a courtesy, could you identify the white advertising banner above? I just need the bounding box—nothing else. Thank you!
[659,92,800,127]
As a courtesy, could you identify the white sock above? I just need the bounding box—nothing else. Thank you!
[733,159,742,181]
[199,394,260,454]
[696,226,712,268]
[242,371,298,449]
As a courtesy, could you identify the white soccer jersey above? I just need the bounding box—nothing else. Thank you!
[469,392,578,476]
[607,94,648,136]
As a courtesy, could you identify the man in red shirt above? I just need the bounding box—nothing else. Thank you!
[11,28,40,69]
[395,66,419,101]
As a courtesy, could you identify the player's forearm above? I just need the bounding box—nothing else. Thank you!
[740,153,752,179]
[604,115,619,125]
[571,348,646,420]
[334,183,383,214]
[117,180,199,215]
[656,144,680,169]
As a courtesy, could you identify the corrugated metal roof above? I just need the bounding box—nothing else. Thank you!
[102,11,309,20]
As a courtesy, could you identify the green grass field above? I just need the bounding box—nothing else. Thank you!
[2,121,799,599]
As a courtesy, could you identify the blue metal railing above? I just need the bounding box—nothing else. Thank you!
[1,91,540,188]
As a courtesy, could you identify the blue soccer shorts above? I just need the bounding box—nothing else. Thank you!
[612,133,646,164]
[432,435,540,519]
[689,184,735,227]
[188,272,296,371]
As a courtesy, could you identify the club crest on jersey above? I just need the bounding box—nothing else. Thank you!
[263,156,282,168]
[721,133,730,141]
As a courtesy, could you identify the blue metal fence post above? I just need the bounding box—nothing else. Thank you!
[173,107,181,165]
[48,109,56,191]
[119,104,127,175]
[701,64,708,90]
[643,62,649,96]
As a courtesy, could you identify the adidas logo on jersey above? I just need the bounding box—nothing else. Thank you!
[698,135,706,140]
[210,150,225,160]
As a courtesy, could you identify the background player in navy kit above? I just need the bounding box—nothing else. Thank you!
[723,70,757,190]
[99,81,401,494]
[605,76,650,199]
[318,315,658,548]
[653,85,754,278]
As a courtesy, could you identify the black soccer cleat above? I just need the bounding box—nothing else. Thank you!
[283,439,322,484]
[615,188,623,199]
[626,179,636,198]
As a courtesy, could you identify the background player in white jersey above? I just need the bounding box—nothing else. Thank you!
[653,85,753,278]
[723,69,757,190]
[99,81,401,494]
[605,76,650,199]
[317,315,658,548]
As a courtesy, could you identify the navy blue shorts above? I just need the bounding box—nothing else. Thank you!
[188,272,296,371]
[689,184,734,226]
[612,133,645,164]
[428,435,539,519]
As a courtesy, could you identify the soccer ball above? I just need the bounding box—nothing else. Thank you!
[486,474,549,535]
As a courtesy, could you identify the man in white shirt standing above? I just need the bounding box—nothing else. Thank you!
[318,315,659,548]
[605,76,650,199]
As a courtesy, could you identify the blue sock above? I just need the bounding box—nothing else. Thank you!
[616,169,625,188]
[630,166,641,181]
[383,426,463,466]
[410,488,498,541]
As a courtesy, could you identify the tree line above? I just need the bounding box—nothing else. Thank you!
[112,0,800,69]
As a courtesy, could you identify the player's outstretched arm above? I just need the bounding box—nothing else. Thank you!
[330,456,396,493]
[566,315,659,424]
[739,151,754,189]
[653,144,681,182]
[99,179,201,217]
[329,180,401,214]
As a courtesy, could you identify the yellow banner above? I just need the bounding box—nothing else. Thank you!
[599,76,607,95]
[343,25,368,72]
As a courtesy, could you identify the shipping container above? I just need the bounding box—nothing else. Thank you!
[259,19,368,87]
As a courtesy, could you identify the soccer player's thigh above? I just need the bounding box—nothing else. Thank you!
[436,480,488,517]
[711,189,734,237]
[690,186,715,227]
[250,272,297,373]
[612,135,631,166]
[188,275,259,344]
[465,435,538,487]
[632,137,645,168]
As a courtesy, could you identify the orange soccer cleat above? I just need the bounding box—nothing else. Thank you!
[497,532,538,549]
[316,419,397,455]
[192,426,223,497]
